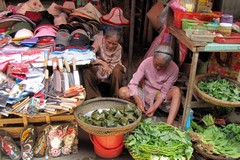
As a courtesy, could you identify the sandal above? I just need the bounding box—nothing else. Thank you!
[62,125,77,155]
[20,125,36,160]
[33,124,50,157]
[0,130,21,160]
[48,125,64,157]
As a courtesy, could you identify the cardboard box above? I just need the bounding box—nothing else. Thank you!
[147,2,164,31]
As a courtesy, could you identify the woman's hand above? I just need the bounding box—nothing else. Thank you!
[133,95,145,113]
[146,95,164,117]
[145,105,158,117]
[102,62,111,75]
[90,60,98,65]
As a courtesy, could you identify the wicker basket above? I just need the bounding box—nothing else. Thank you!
[194,74,240,107]
[74,98,142,136]
[193,144,236,160]
[74,97,142,136]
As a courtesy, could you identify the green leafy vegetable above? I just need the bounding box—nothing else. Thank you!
[202,114,214,126]
[197,77,240,102]
[125,119,193,160]
[190,114,240,159]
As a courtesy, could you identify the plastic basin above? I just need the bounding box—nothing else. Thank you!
[89,134,123,159]
[93,134,124,149]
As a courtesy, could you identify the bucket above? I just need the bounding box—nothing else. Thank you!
[93,134,124,149]
[89,134,123,159]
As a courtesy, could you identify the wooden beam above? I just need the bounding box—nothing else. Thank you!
[181,52,199,129]
[127,0,136,82]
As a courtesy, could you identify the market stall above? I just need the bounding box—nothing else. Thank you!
[0,1,101,159]
[165,0,240,159]
[0,0,239,159]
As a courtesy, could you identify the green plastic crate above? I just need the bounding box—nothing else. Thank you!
[182,19,207,30]
[182,19,219,31]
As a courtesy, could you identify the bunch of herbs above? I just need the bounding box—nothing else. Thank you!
[190,114,240,159]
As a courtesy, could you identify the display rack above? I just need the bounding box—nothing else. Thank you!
[0,113,76,138]
[168,25,240,129]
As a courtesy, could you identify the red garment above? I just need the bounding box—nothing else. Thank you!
[25,11,42,22]
[208,52,240,80]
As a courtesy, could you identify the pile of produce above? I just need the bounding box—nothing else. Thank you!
[125,119,193,160]
[189,114,240,159]
[78,104,140,127]
[197,77,240,102]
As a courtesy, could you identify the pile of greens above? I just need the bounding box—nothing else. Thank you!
[197,77,240,102]
[189,114,240,159]
[78,104,140,127]
[125,119,193,160]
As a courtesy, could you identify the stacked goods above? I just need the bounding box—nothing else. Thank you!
[125,119,193,160]
[0,123,78,160]
[189,114,240,159]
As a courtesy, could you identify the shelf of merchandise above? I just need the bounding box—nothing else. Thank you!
[168,25,240,129]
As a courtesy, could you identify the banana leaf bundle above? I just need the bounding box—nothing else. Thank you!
[78,104,140,128]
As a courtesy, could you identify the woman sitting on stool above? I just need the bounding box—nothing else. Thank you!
[83,27,126,99]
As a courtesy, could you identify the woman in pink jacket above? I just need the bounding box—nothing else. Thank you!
[119,44,181,125]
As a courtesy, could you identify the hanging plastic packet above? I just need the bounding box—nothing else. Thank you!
[0,90,9,108]
[62,125,76,155]
[8,83,26,100]
[27,97,40,115]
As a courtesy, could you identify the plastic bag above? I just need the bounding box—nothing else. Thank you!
[0,61,10,72]
[169,0,186,11]
[8,63,29,75]
[179,42,188,66]
[144,25,171,59]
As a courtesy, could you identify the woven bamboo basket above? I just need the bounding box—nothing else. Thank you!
[74,97,142,136]
[194,74,240,107]
[193,144,236,160]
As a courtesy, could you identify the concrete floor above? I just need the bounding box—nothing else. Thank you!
[2,44,145,160]
[1,43,184,160]
[2,114,179,160]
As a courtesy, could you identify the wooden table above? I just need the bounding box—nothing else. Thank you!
[169,25,240,129]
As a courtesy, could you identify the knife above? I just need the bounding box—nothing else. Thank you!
[64,59,74,87]
[44,69,49,93]
[43,50,48,71]
[72,57,80,85]
[44,93,78,102]
[52,57,61,92]
[43,50,49,93]
[58,58,69,92]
